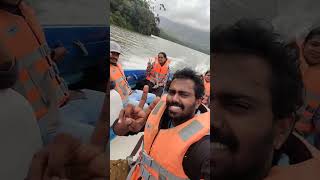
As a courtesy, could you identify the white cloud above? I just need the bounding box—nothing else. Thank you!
[153,0,210,31]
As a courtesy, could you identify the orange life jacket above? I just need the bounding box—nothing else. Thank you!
[0,2,68,120]
[203,79,210,97]
[146,57,170,84]
[127,95,210,180]
[295,65,320,134]
[265,132,320,180]
[110,63,132,101]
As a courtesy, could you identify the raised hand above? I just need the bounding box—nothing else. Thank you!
[114,85,160,135]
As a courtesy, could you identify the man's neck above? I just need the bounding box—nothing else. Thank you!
[172,114,196,127]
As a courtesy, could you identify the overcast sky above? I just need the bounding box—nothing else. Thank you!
[153,0,210,32]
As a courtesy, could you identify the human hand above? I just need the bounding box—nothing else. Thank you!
[115,85,160,134]
[26,134,107,180]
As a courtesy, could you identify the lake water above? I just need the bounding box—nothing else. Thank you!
[110,25,210,74]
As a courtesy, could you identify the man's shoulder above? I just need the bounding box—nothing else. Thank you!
[185,136,210,162]
[183,135,210,179]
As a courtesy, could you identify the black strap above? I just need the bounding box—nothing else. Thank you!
[130,135,144,157]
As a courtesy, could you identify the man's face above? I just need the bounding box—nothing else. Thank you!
[303,35,320,66]
[110,51,120,64]
[212,54,279,180]
[205,72,210,82]
[158,54,166,65]
[166,79,201,124]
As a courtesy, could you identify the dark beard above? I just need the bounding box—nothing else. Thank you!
[165,104,197,126]
[211,120,274,180]
[212,168,267,180]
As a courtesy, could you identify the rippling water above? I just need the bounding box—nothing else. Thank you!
[111,25,210,74]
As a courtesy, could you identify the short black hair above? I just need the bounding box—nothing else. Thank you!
[212,19,304,120]
[304,26,320,44]
[158,52,167,59]
[167,68,204,99]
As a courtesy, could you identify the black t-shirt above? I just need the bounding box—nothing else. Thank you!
[113,104,210,179]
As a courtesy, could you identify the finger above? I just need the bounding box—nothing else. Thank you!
[47,134,81,177]
[117,109,125,124]
[128,125,136,132]
[88,153,108,177]
[26,149,49,180]
[72,144,102,164]
[124,117,133,126]
[133,107,147,123]
[145,97,161,115]
[128,123,141,132]
[138,85,149,109]
[128,116,145,132]
[133,106,144,115]
[124,104,134,118]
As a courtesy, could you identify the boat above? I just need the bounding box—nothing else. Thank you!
[43,24,109,92]
[43,24,160,161]
[110,69,149,161]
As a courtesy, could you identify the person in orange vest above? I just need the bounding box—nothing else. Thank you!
[0,42,43,179]
[213,19,320,180]
[294,27,320,149]
[145,52,171,97]
[202,70,210,106]
[0,0,104,144]
[110,41,156,107]
[0,33,107,180]
[112,68,210,180]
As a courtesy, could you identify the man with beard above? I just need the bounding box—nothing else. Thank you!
[113,68,210,180]
[212,19,320,180]
[110,41,156,108]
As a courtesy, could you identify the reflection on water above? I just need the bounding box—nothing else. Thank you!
[111,25,210,74]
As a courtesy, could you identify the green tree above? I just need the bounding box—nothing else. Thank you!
[110,0,161,36]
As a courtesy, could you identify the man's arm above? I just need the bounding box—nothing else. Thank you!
[183,135,210,180]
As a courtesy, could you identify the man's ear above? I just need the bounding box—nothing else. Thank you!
[273,116,295,150]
